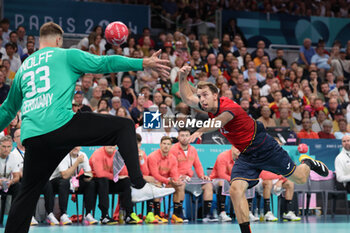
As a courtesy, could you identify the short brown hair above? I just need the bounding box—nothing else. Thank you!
[0,135,12,145]
[197,81,218,94]
[160,136,172,143]
[40,22,64,37]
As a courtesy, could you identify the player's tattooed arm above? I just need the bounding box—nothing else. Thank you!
[179,65,201,110]
[188,111,234,143]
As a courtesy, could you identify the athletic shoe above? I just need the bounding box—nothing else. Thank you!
[299,154,329,177]
[264,211,278,222]
[155,214,168,224]
[171,214,184,223]
[202,214,219,223]
[84,213,98,225]
[30,216,39,226]
[249,211,259,222]
[283,211,301,221]
[125,213,143,224]
[46,212,59,225]
[131,183,175,202]
[145,212,158,224]
[60,213,72,225]
[100,216,118,225]
[219,211,232,222]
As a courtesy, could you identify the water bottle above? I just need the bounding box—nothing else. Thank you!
[259,209,264,222]
[119,208,125,224]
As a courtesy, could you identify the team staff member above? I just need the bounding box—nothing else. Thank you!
[0,22,172,233]
[178,65,329,233]
[0,136,21,204]
[170,128,217,222]
[10,128,56,226]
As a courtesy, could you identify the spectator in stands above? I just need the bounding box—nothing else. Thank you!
[149,92,164,111]
[318,119,336,139]
[89,145,141,225]
[95,99,110,113]
[298,38,315,67]
[325,71,336,91]
[256,171,300,222]
[275,108,294,130]
[208,65,220,84]
[9,31,23,57]
[170,128,218,222]
[204,53,217,76]
[20,41,35,62]
[271,49,287,69]
[338,86,349,108]
[328,97,342,120]
[258,63,268,80]
[335,135,350,193]
[98,78,113,100]
[257,106,276,128]
[3,43,21,72]
[253,48,266,67]
[81,74,94,100]
[89,32,105,56]
[0,136,21,212]
[111,86,130,110]
[281,77,293,101]
[139,86,153,108]
[334,118,350,139]
[16,26,26,49]
[1,59,15,85]
[208,37,221,56]
[297,118,319,139]
[72,91,92,112]
[138,28,155,48]
[109,97,124,116]
[251,40,270,60]
[92,25,107,52]
[123,37,136,57]
[311,45,330,78]
[329,47,350,80]
[49,147,97,225]
[121,76,137,105]
[131,94,148,125]
[0,18,11,45]
[320,81,331,103]
[140,36,153,57]
[311,110,327,133]
[147,136,184,223]
[89,86,102,111]
[0,71,10,104]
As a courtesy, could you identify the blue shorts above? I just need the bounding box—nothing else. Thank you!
[231,121,296,188]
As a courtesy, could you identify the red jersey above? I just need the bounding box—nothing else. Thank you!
[208,97,255,152]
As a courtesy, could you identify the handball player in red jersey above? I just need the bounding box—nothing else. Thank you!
[178,65,328,233]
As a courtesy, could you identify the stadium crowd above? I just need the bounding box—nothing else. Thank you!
[93,0,350,20]
[0,2,350,226]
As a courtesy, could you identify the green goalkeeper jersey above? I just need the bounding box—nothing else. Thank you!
[0,47,143,142]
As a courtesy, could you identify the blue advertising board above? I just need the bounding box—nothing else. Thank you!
[4,0,150,35]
